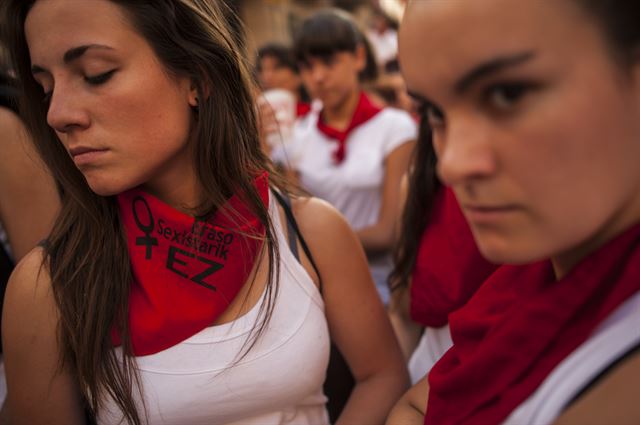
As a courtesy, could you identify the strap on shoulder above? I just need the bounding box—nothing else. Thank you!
[272,190,323,293]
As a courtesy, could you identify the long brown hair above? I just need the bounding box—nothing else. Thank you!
[5,0,287,423]
[389,108,439,291]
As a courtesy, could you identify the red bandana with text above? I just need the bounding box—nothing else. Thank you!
[317,91,382,164]
[426,221,640,424]
[112,173,269,356]
[411,187,498,327]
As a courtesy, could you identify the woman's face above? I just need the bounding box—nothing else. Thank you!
[25,0,198,201]
[299,48,364,112]
[399,0,640,272]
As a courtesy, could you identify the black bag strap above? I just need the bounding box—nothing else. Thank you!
[272,190,323,293]
[272,189,354,423]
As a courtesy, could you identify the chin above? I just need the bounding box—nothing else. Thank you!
[475,235,548,265]
[84,176,134,198]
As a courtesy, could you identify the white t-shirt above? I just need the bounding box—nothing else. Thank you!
[99,194,331,425]
[286,106,416,303]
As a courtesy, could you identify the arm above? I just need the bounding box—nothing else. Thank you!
[386,373,429,425]
[388,281,423,361]
[387,174,423,360]
[292,197,410,425]
[2,248,85,425]
[553,350,640,425]
[356,140,415,255]
[0,108,60,261]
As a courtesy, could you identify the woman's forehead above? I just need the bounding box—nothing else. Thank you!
[399,0,601,94]
[25,0,141,66]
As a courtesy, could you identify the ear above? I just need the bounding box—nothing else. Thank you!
[187,76,212,108]
[187,81,199,108]
[355,44,367,73]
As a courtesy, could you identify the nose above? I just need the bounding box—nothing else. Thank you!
[435,116,497,187]
[308,63,328,85]
[46,84,90,134]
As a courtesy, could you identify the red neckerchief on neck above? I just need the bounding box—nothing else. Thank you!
[411,188,498,327]
[112,173,269,356]
[317,91,382,164]
[426,221,640,425]
[296,102,311,118]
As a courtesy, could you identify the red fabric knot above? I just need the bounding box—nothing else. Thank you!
[316,92,382,165]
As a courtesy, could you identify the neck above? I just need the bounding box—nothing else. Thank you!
[551,199,640,279]
[141,153,202,215]
[322,88,361,131]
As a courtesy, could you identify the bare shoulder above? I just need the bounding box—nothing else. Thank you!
[0,106,23,130]
[290,195,355,243]
[0,107,28,149]
[554,349,640,425]
[286,195,366,286]
[3,247,56,337]
[6,246,50,297]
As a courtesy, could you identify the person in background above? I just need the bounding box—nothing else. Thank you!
[390,0,640,423]
[0,55,60,409]
[287,9,416,305]
[256,42,310,114]
[2,1,408,423]
[366,6,398,70]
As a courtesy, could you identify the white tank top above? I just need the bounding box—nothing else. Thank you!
[504,291,640,425]
[99,194,331,425]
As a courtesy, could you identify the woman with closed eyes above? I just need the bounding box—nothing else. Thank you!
[1,1,408,424]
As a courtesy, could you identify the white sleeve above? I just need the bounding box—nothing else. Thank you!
[382,109,418,157]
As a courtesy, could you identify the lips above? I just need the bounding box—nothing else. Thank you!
[68,146,109,166]
[461,203,521,224]
[69,146,106,157]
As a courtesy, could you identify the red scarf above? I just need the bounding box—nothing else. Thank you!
[112,173,269,356]
[317,91,382,164]
[426,221,640,424]
[296,102,311,118]
[411,188,497,327]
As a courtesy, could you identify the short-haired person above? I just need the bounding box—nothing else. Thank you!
[2,1,408,424]
[287,9,417,305]
[389,0,640,423]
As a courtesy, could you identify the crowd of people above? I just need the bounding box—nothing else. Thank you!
[0,0,638,424]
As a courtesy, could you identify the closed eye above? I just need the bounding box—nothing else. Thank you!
[85,69,117,85]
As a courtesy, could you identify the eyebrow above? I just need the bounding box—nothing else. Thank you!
[406,51,538,107]
[31,44,114,75]
[454,51,536,94]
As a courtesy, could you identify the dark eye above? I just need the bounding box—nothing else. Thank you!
[485,83,532,110]
[85,69,117,85]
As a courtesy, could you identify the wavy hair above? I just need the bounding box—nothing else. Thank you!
[5,0,288,423]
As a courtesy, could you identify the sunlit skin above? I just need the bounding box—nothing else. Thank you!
[399,0,640,278]
[25,0,200,209]
[299,48,365,128]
